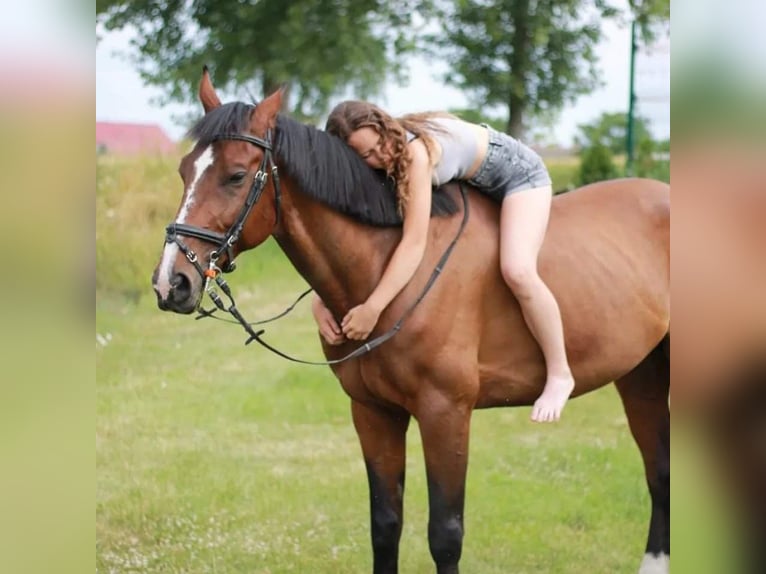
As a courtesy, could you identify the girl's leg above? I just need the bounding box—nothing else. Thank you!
[500,185,574,422]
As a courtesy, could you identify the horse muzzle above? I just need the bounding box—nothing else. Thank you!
[152,267,199,314]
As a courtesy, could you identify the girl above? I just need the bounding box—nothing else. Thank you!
[311,101,574,422]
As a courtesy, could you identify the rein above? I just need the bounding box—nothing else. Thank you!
[244,184,469,365]
[163,126,470,366]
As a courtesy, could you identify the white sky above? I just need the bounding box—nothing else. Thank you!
[0,1,88,59]
[95,10,670,147]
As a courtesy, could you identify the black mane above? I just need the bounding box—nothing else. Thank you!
[188,102,459,227]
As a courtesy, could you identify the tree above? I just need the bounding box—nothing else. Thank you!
[628,0,670,40]
[635,137,669,182]
[96,0,433,122]
[575,111,652,155]
[427,0,669,139]
[578,143,618,185]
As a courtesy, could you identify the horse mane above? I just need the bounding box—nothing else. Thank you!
[188,102,459,227]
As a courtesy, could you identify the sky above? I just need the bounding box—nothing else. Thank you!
[0,1,90,85]
[96,12,669,148]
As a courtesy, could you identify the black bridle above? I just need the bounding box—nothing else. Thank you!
[164,131,281,278]
[162,128,470,366]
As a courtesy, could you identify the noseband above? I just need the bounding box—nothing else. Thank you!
[164,131,281,278]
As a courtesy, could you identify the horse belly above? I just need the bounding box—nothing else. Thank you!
[476,179,670,406]
[549,181,670,388]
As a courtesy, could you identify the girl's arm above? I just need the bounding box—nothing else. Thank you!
[341,139,433,340]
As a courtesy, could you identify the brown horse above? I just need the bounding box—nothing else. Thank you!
[152,70,670,574]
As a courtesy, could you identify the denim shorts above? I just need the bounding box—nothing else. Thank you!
[466,126,552,202]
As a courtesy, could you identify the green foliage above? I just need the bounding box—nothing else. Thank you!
[428,0,623,138]
[578,143,618,185]
[576,112,669,182]
[635,137,655,176]
[628,0,671,42]
[97,0,669,138]
[634,137,669,182]
[96,0,434,121]
[424,1,668,139]
[575,111,653,156]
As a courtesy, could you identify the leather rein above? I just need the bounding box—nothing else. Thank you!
[163,128,469,366]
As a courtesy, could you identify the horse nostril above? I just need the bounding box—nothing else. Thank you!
[170,272,192,302]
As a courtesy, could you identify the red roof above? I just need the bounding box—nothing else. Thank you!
[96,121,177,156]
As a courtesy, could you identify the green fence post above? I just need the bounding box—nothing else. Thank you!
[626,19,637,176]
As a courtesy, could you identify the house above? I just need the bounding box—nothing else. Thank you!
[96,121,177,156]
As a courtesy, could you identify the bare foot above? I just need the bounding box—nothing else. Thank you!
[530,374,575,422]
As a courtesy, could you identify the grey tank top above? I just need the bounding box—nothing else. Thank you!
[406,117,480,186]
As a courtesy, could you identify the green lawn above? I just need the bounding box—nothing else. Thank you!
[97,259,649,573]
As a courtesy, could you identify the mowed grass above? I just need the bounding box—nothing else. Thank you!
[97,153,649,573]
[97,291,648,573]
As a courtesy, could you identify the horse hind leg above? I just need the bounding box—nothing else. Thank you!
[614,337,670,574]
[417,394,473,574]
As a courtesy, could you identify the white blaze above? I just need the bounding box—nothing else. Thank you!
[154,146,214,298]
[638,553,669,574]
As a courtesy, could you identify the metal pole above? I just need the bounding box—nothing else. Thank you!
[626,19,637,176]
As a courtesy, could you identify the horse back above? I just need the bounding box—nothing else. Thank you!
[349,178,669,410]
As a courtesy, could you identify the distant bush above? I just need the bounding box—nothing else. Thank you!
[544,157,580,194]
[635,138,670,183]
[578,144,618,185]
[96,155,182,301]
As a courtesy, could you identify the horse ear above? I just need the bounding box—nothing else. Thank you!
[252,88,284,130]
[199,65,222,113]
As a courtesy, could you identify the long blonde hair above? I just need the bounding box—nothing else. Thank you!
[325,101,455,214]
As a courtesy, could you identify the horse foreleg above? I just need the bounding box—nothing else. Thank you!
[615,341,670,574]
[352,399,410,574]
[417,394,472,574]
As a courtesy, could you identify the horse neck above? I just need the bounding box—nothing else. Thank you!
[273,176,397,315]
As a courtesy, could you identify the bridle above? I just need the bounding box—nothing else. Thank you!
[161,125,470,366]
[164,131,281,278]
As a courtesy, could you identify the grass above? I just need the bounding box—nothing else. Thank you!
[97,153,654,573]
[96,154,183,300]
[96,270,649,572]
[97,291,648,573]
[671,426,744,574]
[544,155,580,193]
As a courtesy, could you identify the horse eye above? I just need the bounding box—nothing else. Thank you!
[228,172,247,185]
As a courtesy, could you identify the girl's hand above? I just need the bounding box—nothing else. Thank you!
[311,295,345,345]
[341,302,382,340]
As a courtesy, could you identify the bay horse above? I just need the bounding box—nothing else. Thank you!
[152,69,670,574]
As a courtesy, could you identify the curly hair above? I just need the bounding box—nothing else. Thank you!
[326,101,453,215]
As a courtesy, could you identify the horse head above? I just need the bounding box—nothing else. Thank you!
[152,68,284,313]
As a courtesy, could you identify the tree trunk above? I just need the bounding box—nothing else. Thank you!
[507,98,525,139]
[506,0,530,139]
